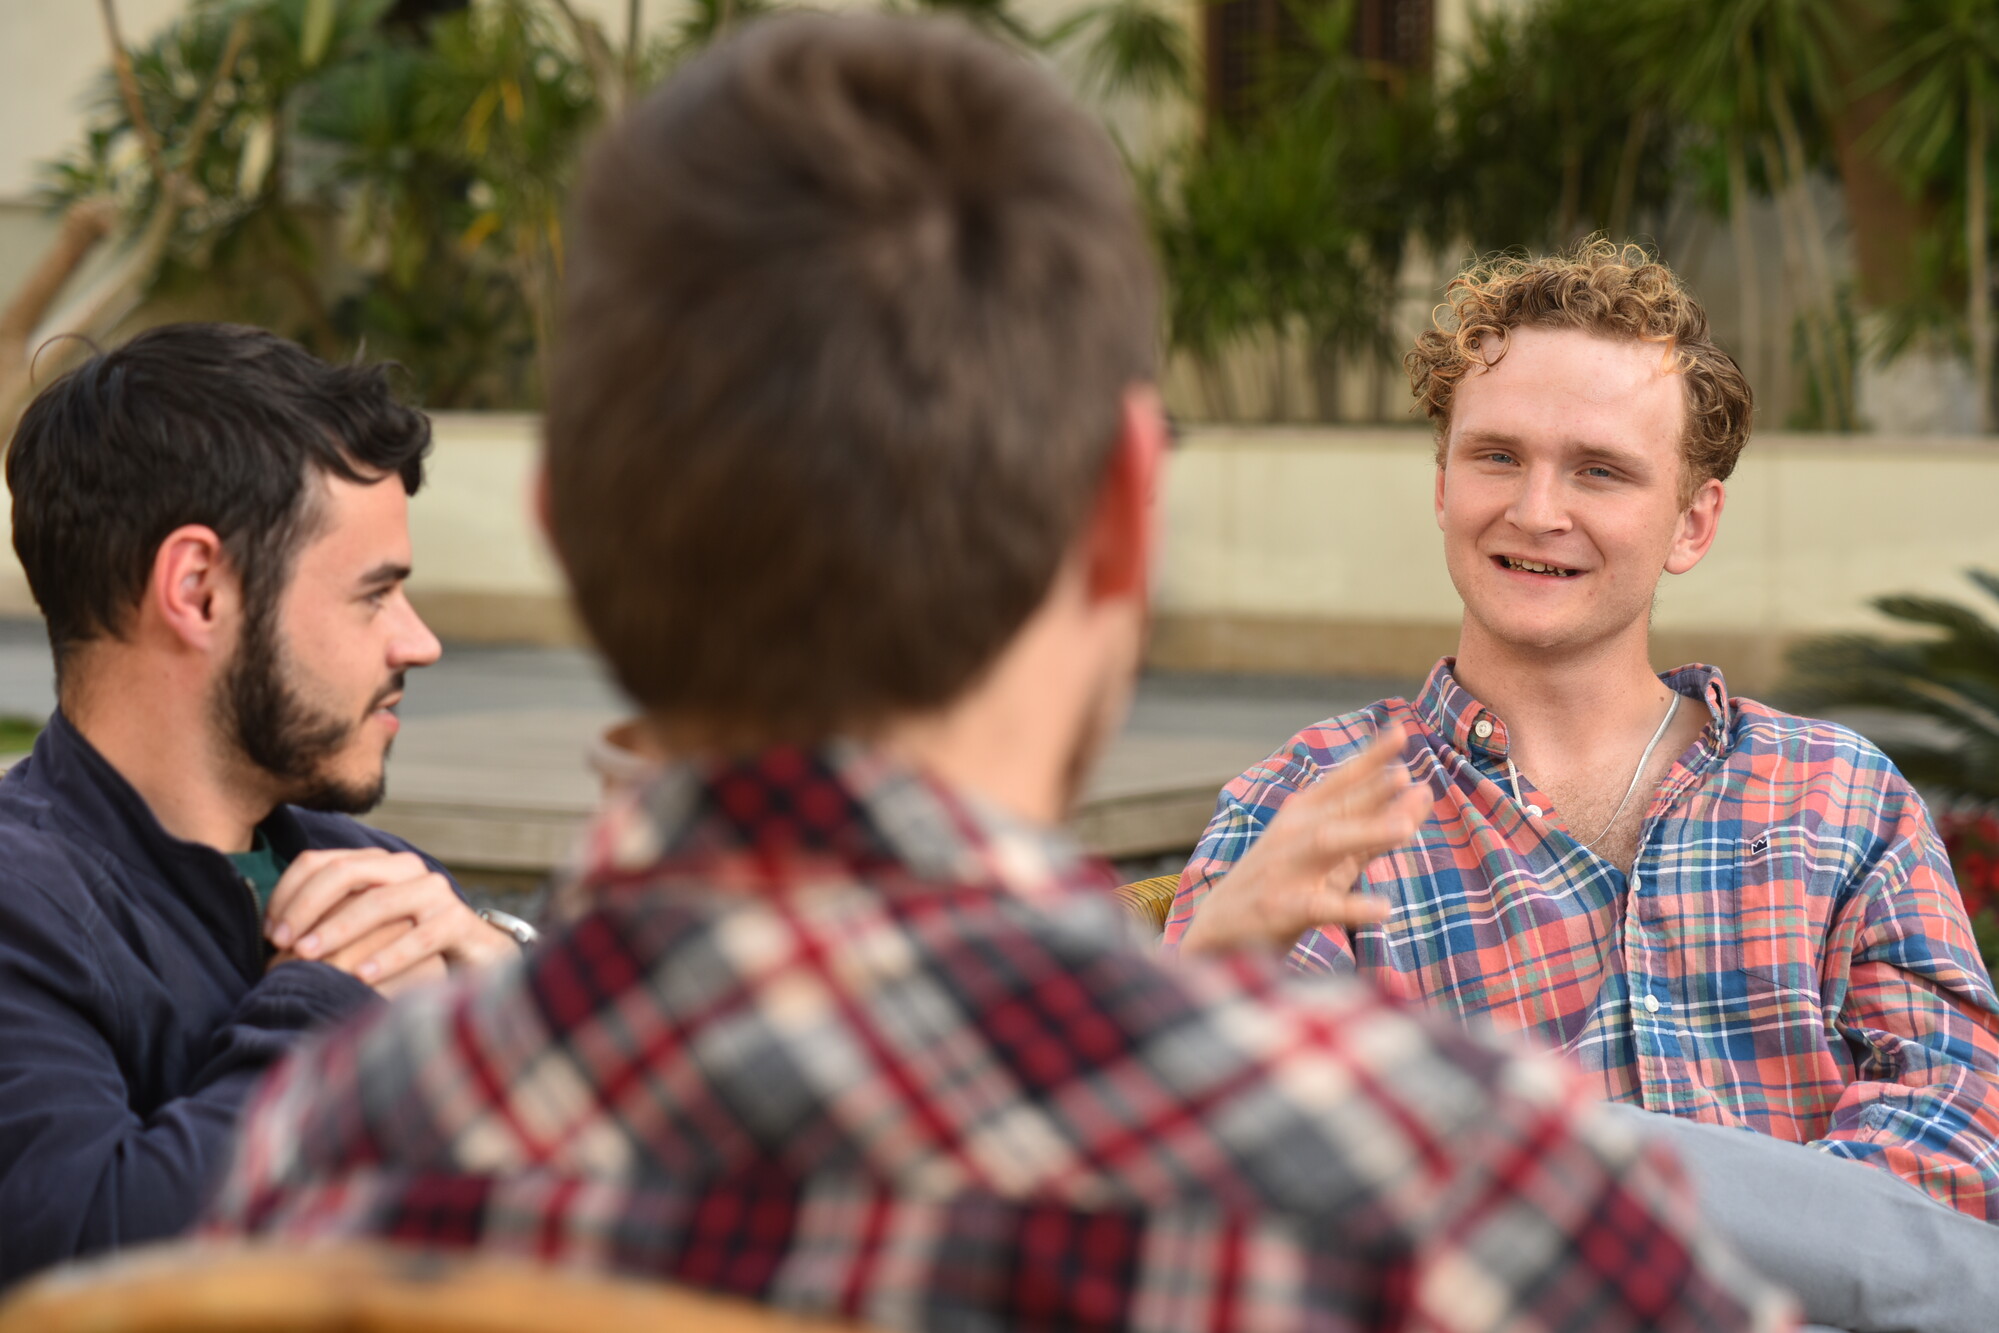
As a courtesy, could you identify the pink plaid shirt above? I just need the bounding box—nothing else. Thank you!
[1168,659,1999,1218]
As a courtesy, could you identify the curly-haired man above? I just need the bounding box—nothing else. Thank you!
[1168,240,1999,1326]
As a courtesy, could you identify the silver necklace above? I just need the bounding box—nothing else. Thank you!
[1507,692,1680,851]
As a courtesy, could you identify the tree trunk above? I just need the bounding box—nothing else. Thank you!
[1726,134,1764,394]
[1309,340,1342,422]
[1607,109,1650,242]
[1768,79,1852,428]
[1557,137,1583,243]
[1971,90,1993,433]
[0,200,117,369]
[1264,320,1290,422]
[1195,351,1237,422]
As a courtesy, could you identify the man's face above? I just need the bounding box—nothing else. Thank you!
[1434,325,1721,659]
[219,473,441,812]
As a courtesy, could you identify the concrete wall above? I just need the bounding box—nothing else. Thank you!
[0,416,1985,694]
[1152,427,1999,693]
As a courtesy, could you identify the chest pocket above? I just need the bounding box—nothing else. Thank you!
[1728,826,1834,992]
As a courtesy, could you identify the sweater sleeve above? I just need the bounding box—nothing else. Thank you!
[0,864,375,1285]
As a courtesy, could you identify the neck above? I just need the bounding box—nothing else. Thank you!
[63,657,273,853]
[1451,614,1674,767]
[876,580,1117,830]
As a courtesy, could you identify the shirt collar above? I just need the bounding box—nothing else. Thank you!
[577,740,1114,908]
[1414,656,1736,761]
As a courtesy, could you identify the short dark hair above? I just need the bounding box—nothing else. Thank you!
[544,14,1159,745]
[8,323,430,675]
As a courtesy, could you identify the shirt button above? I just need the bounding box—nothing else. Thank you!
[1643,994,1662,1014]
[1525,804,1543,818]
[1472,719,1494,740]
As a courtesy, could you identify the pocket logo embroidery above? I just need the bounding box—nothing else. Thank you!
[1748,835,1769,855]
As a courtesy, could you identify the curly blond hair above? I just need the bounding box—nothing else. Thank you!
[1405,239,1753,503]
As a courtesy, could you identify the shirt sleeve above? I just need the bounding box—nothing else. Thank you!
[0,866,375,1282]
[1808,792,1999,1218]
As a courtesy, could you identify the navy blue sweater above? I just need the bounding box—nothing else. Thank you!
[0,711,450,1284]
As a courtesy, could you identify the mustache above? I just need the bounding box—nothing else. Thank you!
[367,673,408,715]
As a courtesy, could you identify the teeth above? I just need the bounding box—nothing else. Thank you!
[1503,557,1577,577]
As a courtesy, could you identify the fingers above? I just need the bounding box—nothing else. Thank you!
[375,956,451,999]
[265,918,408,979]
[1180,726,1425,957]
[1290,724,1409,811]
[288,873,441,961]
[349,915,455,987]
[265,849,432,950]
[319,919,414,976]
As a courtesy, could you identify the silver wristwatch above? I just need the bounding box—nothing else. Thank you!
[477,906,540,950]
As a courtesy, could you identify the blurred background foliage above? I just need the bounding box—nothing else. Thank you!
[1785,572,1999,971]
[25,0,1999,421]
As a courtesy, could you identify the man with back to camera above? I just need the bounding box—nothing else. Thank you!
[0,323,527,1284]
[1167,242,1999,1328]
[206,19,1788,1330]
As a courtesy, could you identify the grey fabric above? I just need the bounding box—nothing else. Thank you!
[1603,1103,1999,1333]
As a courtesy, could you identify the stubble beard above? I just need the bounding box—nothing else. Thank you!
[219,603,395,815]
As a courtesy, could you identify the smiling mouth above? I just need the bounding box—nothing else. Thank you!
[1494,555,1583,578]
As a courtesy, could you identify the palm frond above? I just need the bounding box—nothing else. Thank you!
[1782,570,1999,803]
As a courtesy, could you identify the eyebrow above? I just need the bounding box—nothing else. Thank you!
[356,562,411,591]
[1455,429,1653,472]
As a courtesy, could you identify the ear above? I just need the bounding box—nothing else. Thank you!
[148,525,238,652]
[1434,457,1448,531]
[1665,478,1726,575]
[1083,384,1167,604]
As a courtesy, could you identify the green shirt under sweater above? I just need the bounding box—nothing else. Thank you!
[227,828,289,913]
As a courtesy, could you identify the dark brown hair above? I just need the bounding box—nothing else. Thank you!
[544,14,1158,744]
[1406,239,1753,502]
[9,323,428,679]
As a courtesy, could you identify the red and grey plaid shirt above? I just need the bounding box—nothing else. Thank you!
[1167,659,1999,1219]
[209,744,1786,1330]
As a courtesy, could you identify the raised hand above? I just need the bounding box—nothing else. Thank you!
[1179,724,1429,956]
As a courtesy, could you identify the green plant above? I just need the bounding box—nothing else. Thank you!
[1146,0,1432,421]
[1863,0,1999,431]
[1437,0,1674,254]
[0,718,44,756]
[1784,570,1999,973]
[1625,0,1856,429]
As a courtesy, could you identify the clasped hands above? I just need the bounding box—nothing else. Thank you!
[1179,724,1430,956]
[264,849,518,996]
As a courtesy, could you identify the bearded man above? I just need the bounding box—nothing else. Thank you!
[0,323,523,1284]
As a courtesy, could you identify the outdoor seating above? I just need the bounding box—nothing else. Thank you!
[0,1240,874,1333]
[1114,873,1180,935]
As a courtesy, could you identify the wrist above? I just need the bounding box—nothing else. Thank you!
[476,905,539,954]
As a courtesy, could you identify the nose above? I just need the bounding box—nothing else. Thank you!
[389,594,443,671]
[1505,462,1572,536]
